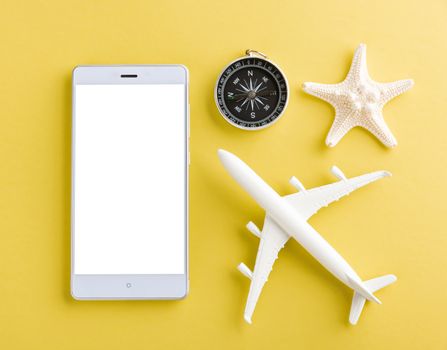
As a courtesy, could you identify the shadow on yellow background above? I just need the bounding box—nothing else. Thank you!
[1,0,446,349]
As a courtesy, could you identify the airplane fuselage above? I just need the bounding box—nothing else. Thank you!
[219,149,362,289]
[271,198,360,287]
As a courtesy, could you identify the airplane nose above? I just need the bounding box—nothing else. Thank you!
[217,148,229,158]
[217,149,233,165]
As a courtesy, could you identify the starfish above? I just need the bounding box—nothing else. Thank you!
[303,43,414,148]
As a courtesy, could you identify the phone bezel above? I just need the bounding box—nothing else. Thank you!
[71,65,189,300]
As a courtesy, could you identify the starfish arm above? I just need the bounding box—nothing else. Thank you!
[302,82,345,106]
[378,79,414,104]
[346,43,369,84]
[325,109,358,147]
[360,111,398,147]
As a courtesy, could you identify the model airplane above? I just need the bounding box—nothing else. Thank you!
[218,149,396,325]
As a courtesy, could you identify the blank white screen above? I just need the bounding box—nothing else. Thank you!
[74,84,186,274]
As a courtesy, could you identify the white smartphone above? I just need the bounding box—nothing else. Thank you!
[71,65,189,299]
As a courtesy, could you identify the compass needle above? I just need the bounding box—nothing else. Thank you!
[254,81,263,92]
[238,84,250,92]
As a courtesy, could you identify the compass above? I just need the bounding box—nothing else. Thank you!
[215,50,289,130]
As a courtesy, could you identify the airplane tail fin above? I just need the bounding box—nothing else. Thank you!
[349,274,397,325]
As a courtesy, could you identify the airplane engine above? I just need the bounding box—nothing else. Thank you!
[237,263,253,280]
[246,221,261,238]
[289,176,307,192]
[331,166,347,181]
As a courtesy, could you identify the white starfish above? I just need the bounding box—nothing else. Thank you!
[303,43,414,148]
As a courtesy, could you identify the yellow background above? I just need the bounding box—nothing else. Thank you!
[1,0,446,348]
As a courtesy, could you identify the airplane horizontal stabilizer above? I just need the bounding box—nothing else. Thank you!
[349,274,397,325]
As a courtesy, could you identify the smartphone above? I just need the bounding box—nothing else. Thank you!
[71,65,189,299]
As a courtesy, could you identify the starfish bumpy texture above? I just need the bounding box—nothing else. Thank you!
[303,44,414,148]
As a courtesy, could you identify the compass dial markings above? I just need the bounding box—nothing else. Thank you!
[216,55,288,129]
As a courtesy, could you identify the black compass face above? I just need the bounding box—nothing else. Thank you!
[215,56,288,129]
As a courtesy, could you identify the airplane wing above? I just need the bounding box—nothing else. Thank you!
[284,167,391,221]
[238,215,290,324]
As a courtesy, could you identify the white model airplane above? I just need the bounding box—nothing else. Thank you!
[218,149,396,325]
